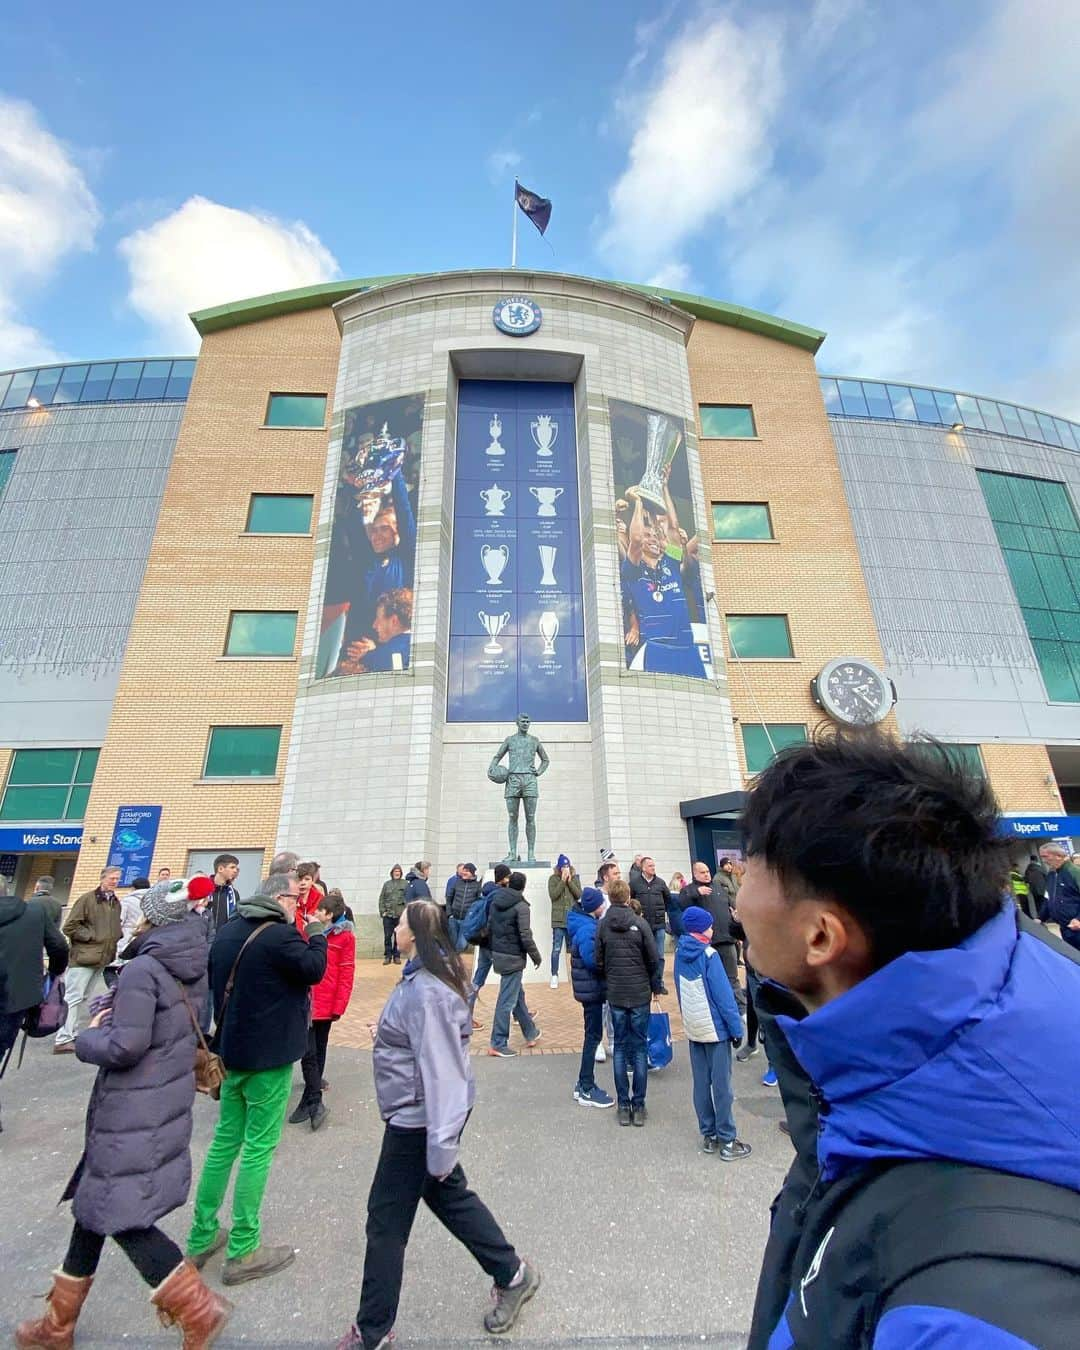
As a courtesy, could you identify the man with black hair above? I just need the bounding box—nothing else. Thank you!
[487,871,541,1058]
[740,731,1080,1350]
[208,854,240,943]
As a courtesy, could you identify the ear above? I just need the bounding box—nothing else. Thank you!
[804,906,851,971]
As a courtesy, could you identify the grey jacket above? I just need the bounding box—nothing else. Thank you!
[372,960,475,1177]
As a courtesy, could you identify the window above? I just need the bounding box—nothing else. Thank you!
[726,614,794,659]
[712,502,773,541]
[265,393,326,428]
[699,404,756,438]
[245,493,314,534]
[224,611,298,656]
[203,726,282,778]
[0,448,15,499]
[0,748,99,821]
[741,724,807,774]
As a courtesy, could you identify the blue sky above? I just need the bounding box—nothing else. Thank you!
[2,0,1078,414]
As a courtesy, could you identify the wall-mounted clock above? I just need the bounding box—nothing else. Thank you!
[811,657,896,726]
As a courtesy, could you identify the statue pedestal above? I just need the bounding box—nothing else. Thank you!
[479,863,552,987]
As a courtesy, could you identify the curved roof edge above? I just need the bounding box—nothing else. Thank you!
[189,270,825,354]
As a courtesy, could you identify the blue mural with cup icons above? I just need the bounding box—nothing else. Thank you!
[448,380,587,722]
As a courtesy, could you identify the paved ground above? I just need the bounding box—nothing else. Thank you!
[0,990,789,1349]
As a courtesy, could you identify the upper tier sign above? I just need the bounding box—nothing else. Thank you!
[493,296,542,337]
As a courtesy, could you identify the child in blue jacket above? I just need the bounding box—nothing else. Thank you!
[566,888,614,1109]
[674,906,752,1158]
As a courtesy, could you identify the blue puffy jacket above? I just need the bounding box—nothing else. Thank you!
[673,932,743,1043]
[566,904,604,1005]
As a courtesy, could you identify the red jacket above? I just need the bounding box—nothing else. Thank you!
[311,921,356,1020]
[295,888,322,937]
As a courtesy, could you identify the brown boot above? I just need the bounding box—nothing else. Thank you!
[151,1260,233,1349]
[15,1271,93,1349]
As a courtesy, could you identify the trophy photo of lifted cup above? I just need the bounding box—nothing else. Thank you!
[479,611,511,655]
[481,543,509,585]
[634,412,683,510]
[539,610,559,656]
[480,483,511,516]
[538,544,557,587]
[485,414,506,458]
[531,415,558,458]
[529,485,564,517]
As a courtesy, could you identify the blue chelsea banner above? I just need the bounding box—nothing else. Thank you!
[107,805,163,885]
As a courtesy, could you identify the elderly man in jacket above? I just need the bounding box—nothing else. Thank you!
[1037,841,1080,951]
[630,856,673,994]
[55,866,123,1053]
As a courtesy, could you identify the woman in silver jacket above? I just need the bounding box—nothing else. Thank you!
[336,900,539,1350]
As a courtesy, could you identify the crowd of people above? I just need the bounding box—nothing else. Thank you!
[3,730,1080,1348]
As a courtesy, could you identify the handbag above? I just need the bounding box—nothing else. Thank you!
[1,973,69,1078]
[647,1000,674,1071]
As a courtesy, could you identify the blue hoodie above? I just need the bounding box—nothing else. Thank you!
[566,905,604,1004]
[673,932,743,1043]
[767,903,1080,1349]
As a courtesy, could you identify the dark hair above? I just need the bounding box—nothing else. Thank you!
[213,853,239,872]
[740,730,1012,969]
[508,871,526,892]
[608,880,631,906]
[390,864,403,878]
[296,860,318,879]
[493,863,511,882]
[404,900,471,1000]
[598,861,618,884]
[316,892,346,921]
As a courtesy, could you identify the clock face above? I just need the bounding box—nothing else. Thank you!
[815,658,894,725]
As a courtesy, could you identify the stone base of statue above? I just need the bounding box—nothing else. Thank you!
[473,863,552,988]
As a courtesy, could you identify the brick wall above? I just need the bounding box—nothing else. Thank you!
[979,742,1060,814]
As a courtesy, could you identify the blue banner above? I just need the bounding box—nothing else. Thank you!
[107,805,163,885]
[0,827,83,853]
[448,380,587,722]
[998,814,1080,839]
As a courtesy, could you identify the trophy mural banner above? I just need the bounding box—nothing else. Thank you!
[609,397,714,680]
[317,393,424,678]
[448,380,587,722]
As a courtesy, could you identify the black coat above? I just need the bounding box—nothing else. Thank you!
[1024,861,1048,903]
[596,905,660,1007]
[679,880,742,946]
[630,874,672,930]
[0,896,68,1014]
[447,876,481,921]
[210,906,327,1071]
[488,886,541,975]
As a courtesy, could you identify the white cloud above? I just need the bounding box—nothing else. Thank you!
[0,96,100,366]
[487,149,522,183]
[646,260,695,292]
[118,196,340,349]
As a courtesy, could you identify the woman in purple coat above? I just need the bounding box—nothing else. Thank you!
[16,880,231,1350]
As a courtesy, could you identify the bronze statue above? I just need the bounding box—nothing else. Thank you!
[488,712,550,864]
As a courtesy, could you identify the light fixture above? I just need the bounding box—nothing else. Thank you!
[26,396,41,409]
[952,421,964,432]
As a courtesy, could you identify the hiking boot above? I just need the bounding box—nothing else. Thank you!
[221,1243,295,1286]
[151,1259,233,1347]
[288,1101,312,1125]
[310,1102,329,1132]
[736,1043,760,1062]
[15,1271,93,1348]
[632,1105,647,1127]
[573,1084,614,1109]
[488,1046,516,1058]
[720,1138,753,1162]
[617,1106,632,1126]
[483,1261,540,1335]
[702,1135,719,1154]
[188,1228,229,1271]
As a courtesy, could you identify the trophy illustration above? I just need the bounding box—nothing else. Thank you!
[539,610,559,656]
[485,414,506,457]
[479,611,511,655]
[343,420,407,508]
[538,544,557,587]
[481,543,509,585]
[529,485,564,517]
[480,483,511,516]
[531,415,558,458]
[633,412,683,510]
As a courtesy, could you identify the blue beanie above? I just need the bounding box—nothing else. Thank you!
[556,853,570,870]
[581,886,604,914]
[682,905,713,935]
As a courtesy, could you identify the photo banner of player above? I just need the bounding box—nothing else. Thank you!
[316,392,424,678]
[609,398,714,680]
[447,379,587,722]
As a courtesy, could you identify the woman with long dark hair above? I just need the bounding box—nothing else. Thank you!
[336,901,539,1349]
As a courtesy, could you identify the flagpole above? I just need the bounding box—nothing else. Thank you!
[511,182,518,268]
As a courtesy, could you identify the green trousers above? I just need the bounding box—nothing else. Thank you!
[187,1062,292,1260]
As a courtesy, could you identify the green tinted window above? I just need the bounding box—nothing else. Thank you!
[74,749,100,784]
[712,503,773,540]
[742,724,807,774]
[265,394,326,428]
[943,744,985,778]
[8,749,78,785]
[0,747,98,819]
[204,726,282,778]
[225,611,298,656]
[700,405,756,438]
[246,494,314,533]
[726,614,793,658]
[0,449,15,499]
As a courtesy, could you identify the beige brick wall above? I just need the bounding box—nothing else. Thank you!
[979,742,1060,814]
[71,309,341,894]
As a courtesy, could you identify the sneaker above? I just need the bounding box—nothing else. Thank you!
[594,1043,607,1062]
[762,1067,778,1087]
[736,1043,760,1062]
[488,1046,517,1058]
[573,1085,615,1109]
[188,1227,229,1271]
[632,1105,647,1127]
[702,1135,719,1154]
[288,1101,312,1125]
[471,1017,485,1031]
[525,1029,542,1048]
[483,1260,540,1335]
[549,975,559,990]
[335,1327,393,1350]
[720,1138,753,1162]
[617,1106,632,1126]
[221,1242,296,1286]
[310,1102,329,1131]
[382,956,391,965]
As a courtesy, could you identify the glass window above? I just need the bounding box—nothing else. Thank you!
[80,363,116,403]
[165,360,195,399]
[911,388,941,423]
[1036,413,1061,446]
[1033,639,1079,701]
[1054,419,1078,452]
[8,749,78,785]
[245,494,314,533]
[862,382,892,418]
[107,361,143,401]
[74,748,100,784]
[2,370,36,409]
[725,614,793,659]
[996,403,1022,437]
[204,726,282,778]
[699,404,756,437]
[53,364,89,404]
[66,785,91,819]
[136,360,172,399]
[0,449,15,499]
[224,611,298,656]
[1017,408,1042,440]
[30,367,62,405]
[934,390,962,424]
[1011,476,1050,527]
[1037,479,1079,532]
[742,724,808,774]
[0,746,98,820]
[712,503,773,540]
[837,381,869,416]
[975,400,1005,434]
[886,386,918,420]
[265,393,326,428]
[1022,607,1057,639]
[0,373,10,405]
[955,394,984,429]
[819,379,842,414]
[941,744,985,778]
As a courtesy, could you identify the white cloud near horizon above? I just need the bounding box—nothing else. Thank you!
[118,197,340,350]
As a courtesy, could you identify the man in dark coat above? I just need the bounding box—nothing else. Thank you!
[487,871,541,1057]
[596,880,660,1126]
[186,871,327,1286]
[0,889,67,1126]
[630,856,672,993]
[1038,841,1080,950]
[29,875,64,927]
[446,862,481,952]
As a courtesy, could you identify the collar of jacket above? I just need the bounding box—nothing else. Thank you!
[237,894,287,923]
[95,887,118,904]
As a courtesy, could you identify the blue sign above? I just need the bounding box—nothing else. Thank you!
[998,814,1080,839]
[0,827,83,853]
[107,805,163,885]
[492,296,542,337]
[448,380,587,722]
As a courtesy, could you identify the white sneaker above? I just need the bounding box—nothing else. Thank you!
[549,975,559,990]
[594,1043,606,1062]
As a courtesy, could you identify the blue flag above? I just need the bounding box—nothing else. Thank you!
[515,180,551,236]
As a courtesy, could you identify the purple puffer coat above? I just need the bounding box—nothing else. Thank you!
[62,914,208,1235]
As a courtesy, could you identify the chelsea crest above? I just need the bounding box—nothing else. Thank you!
[493,296,542,337]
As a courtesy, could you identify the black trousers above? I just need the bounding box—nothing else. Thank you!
[63,1220,181,1287]
[381,916,398,959]
[714,942,747,1009]
[356,1124,519,1348]
[300,1018,332,1108]
[745,972,760,1049]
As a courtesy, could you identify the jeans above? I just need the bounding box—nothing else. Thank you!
[381,915,398,960]
[55,964,106,1046]
[576,1002,604,1093]
[188,1061,292,1260]
[610,1003,650,1109]
[356,1124,519,1349]
[447,915,468,953]
[300,1018,332,1109]
[490,968,539,1049]
[689,1039,736,1140]
[64,1220,181,1286]
[550,926,569,976]
[653,926,667,984]
[472,947,492,989]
